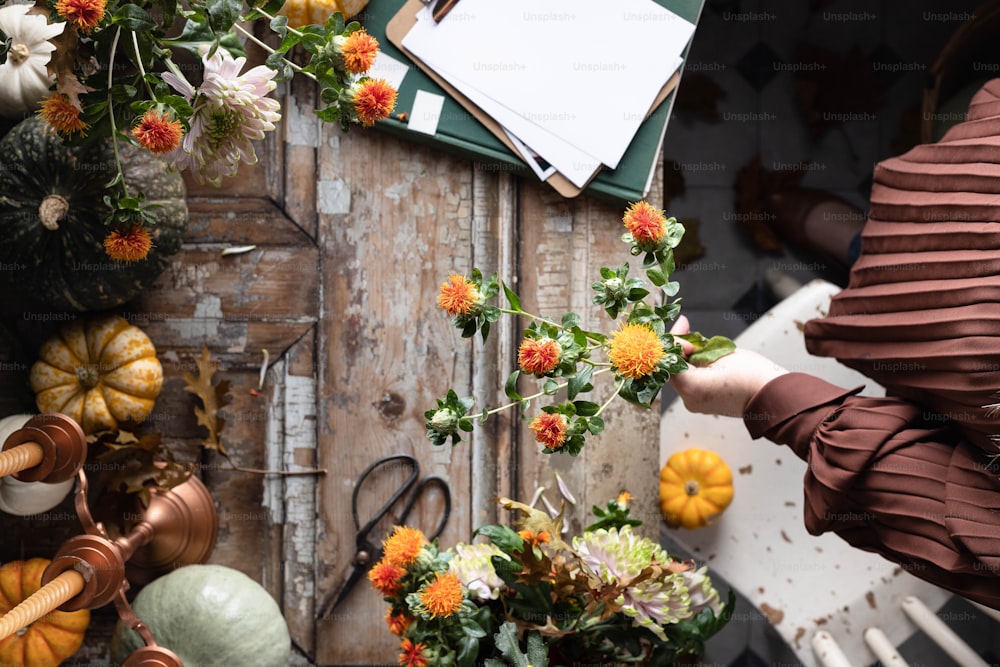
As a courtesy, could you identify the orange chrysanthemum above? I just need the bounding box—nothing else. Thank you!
[368,559,406,596]
[132,110,184,154]
[55,0,106,31]
[398,638,429,667]
[529,412,568,450]
[37,93,89,136]
[341,30,380,74]
[352,78,398,127]
[437,274,480,316]
[103,225,153,263]
[385,608,413,637]
[382,526,427,568]
[608,323,665,379]
[417,572,464,618]
[622,200,667,245]
[518,338,561,375]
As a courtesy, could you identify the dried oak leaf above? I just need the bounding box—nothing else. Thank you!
[732,153,806,252]
[183,346,232,454]
[673,73,726,122]
[92,430,193,505]
[43,22,94,109]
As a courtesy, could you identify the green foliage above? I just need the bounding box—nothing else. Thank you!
[427,211,735,454]
[483,622,549,667]
[586,498,643,532]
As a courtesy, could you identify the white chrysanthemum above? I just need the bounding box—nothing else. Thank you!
[448,542,509,601]
[0,4,66,117]
[573,526,692,640]
[162,49,281,185]
[682,565,723,618]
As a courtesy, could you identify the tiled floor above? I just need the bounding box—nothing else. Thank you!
[663,0,987,341]
[659,0,999,664]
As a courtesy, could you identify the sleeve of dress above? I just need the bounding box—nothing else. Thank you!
[743,373,1000,610]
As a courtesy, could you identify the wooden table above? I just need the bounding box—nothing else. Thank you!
[0,74,665,665]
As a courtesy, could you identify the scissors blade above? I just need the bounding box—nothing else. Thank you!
[316,559,370,620]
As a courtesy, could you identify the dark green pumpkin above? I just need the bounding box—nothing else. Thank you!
[0,117,188,311]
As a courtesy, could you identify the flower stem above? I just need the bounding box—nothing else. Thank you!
[595,378,624,417]
[231,22,316,82]
[485,368,612,416]
[106,27,129,200]
[130,31,157,99]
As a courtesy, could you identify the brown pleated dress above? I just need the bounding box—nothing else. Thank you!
[804,78,1000,456]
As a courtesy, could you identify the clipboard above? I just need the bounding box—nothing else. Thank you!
[386,0,683,198]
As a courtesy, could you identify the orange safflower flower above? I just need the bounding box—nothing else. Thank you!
[55,0,106,31]
[622,200,667,245]
[37,93,89,136]
[518,338,561,375]
[352,78,397,127]
[608,323,664,379]
[398,638,429,667]
[529,412,568,450]
[132,110,184,154]
[341,30,380,74]
[437,274,480,315]
[382,526,427,568]
[385,608,413,636]
[103,225,153,263]
[417,572,464,618]
[518,528,551,546]
[368,559,406,596]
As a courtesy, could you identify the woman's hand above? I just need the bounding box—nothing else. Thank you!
[669,316,789,418]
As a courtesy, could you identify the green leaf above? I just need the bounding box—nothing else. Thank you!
[561,311,580,329]
[587,416,604,434]
[572,400,600,417]
[473,524,524,553]
[501,279,522,312]
[542,379,558,395]
[458,616,488,639]
[112,4,157,31]
[206,0,241,33]
[688,335,736,366]
[456,635,480,667]
[504,370,522,401]
[646,266,666,286]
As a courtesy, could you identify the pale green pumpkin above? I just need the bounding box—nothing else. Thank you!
[111,564,292,667]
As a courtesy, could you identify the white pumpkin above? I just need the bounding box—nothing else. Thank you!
[0,4,66,118]
[0,413,76,515]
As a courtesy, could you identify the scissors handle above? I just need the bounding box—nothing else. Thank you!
[352,454,419,539]
[396,475,451,541]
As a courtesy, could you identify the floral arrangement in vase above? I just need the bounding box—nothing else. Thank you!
[0,0,395,262]
[425,201,735,456]
[370,492,733,666]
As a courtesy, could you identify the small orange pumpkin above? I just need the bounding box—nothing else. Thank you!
[659,448,734,529]
[279,0,369,28]
[0,558,90,667]
[29,314,163,435]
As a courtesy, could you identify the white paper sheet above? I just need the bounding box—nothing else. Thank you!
[408,89,446,135]
[403,0,694,169]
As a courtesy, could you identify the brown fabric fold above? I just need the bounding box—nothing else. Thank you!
[805,78,1000,453]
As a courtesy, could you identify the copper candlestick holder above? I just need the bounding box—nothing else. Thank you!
[0,467,219,666]
[0,413,86,482]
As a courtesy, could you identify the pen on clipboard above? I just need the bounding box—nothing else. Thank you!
[432,0,459,22]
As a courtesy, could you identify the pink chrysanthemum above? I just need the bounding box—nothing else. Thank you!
[162,49,281,186]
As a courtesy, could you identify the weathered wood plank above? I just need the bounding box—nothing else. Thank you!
[314,128,475,665]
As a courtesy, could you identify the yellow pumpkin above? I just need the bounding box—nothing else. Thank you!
[279,0,369,28]
[659,448,734,530]
[29,314,163,435]
[0,558,90,667]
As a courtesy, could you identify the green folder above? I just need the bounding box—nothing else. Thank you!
[362,0,705,204]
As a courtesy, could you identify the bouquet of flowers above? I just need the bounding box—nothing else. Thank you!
[370,492,733,666]
[0,0,395,260]
[424,201,734,456]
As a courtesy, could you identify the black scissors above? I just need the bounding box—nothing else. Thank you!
[317,454,451,619]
